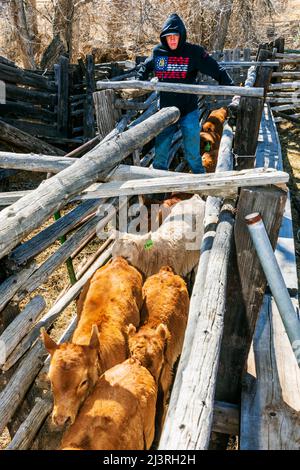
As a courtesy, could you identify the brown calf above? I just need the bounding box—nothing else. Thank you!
[202,107,228,138]
[202,149,219,173]
[41,256,143,427]
[128,266,190,432]
[61,324,169,450]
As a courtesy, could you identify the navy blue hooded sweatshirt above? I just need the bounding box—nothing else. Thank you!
[137,14,233,116]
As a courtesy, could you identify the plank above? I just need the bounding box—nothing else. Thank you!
[272,103,300,112]
[234,85,264,169]
[6,398,53,450]
[4,81,55,106]
[256,105,298,292]
[0,62,56,91]
[0,262,36,313]
[0,190,31,206]
[216,186,287,404]
[0,101,56,122]
[269,81,300,90]
[212,401,239,436]
[272,71,300,78]
[0,296,46,367]
[2,118,58,139]
[220,61,279,67]
[0,153,72,173]
[80,168,289,199]
[240,295,300,449]
[0,119,65,155]
[0,339,47,436]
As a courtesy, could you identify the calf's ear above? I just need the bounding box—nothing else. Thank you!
[41,328,58,355]
[89,324,100,349]
[156,323,169,341]
[127,324,136,338]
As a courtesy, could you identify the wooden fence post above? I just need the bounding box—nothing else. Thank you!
[254,48,275,96]
[84,54,96,140]
[234,48,274,170]
[233,96,264,170]
[57,56,69,138]
[93,90,121,139]
[273,37,285,84]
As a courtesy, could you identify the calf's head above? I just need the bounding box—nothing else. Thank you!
[127,323,169,382]
[41,325,100,427]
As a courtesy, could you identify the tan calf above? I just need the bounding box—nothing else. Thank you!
[112,195,205,278]
[41,256,143,427]
[61,324,169,450]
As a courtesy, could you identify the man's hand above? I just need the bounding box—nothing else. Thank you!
[150,77,159,84]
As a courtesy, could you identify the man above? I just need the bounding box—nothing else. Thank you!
[137,13,234,174]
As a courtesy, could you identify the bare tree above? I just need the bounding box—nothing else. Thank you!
[212,0,234,50]
[9,0,40,68]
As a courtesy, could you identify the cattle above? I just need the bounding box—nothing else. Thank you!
[200,130,220,154]
[200,107,228,172]
[128,266,190,432]
[141,193,193,231]
[112,195,205,278]
[202,107,228,138]
[61,324,169,450]
[202,149,219,173]
[41,256,143,427]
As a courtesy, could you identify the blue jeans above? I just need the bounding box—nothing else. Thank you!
[154,109,205,174]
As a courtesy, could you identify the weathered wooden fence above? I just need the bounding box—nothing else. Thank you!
[0,40,298,451]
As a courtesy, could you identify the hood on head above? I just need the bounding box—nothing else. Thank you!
[160,13,187,50]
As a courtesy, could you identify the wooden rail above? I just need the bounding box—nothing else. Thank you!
[96,80,265,98]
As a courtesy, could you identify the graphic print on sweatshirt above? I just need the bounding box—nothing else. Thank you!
[155,56,190,79]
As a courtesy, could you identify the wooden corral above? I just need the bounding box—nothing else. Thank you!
[0,40,299,451]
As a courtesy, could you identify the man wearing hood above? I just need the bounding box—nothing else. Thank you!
[137,13,233,174]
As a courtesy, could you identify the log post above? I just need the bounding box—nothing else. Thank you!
[272,37,285,84]
[56,56,69,138]
[254,48,275,97]
[215,185,287,405]
[234,48,275,171]
[93,90,121,139]
[159,202,236,450]
[233,95,263,170]
[84,54,96,140]
[160,122,234,450]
